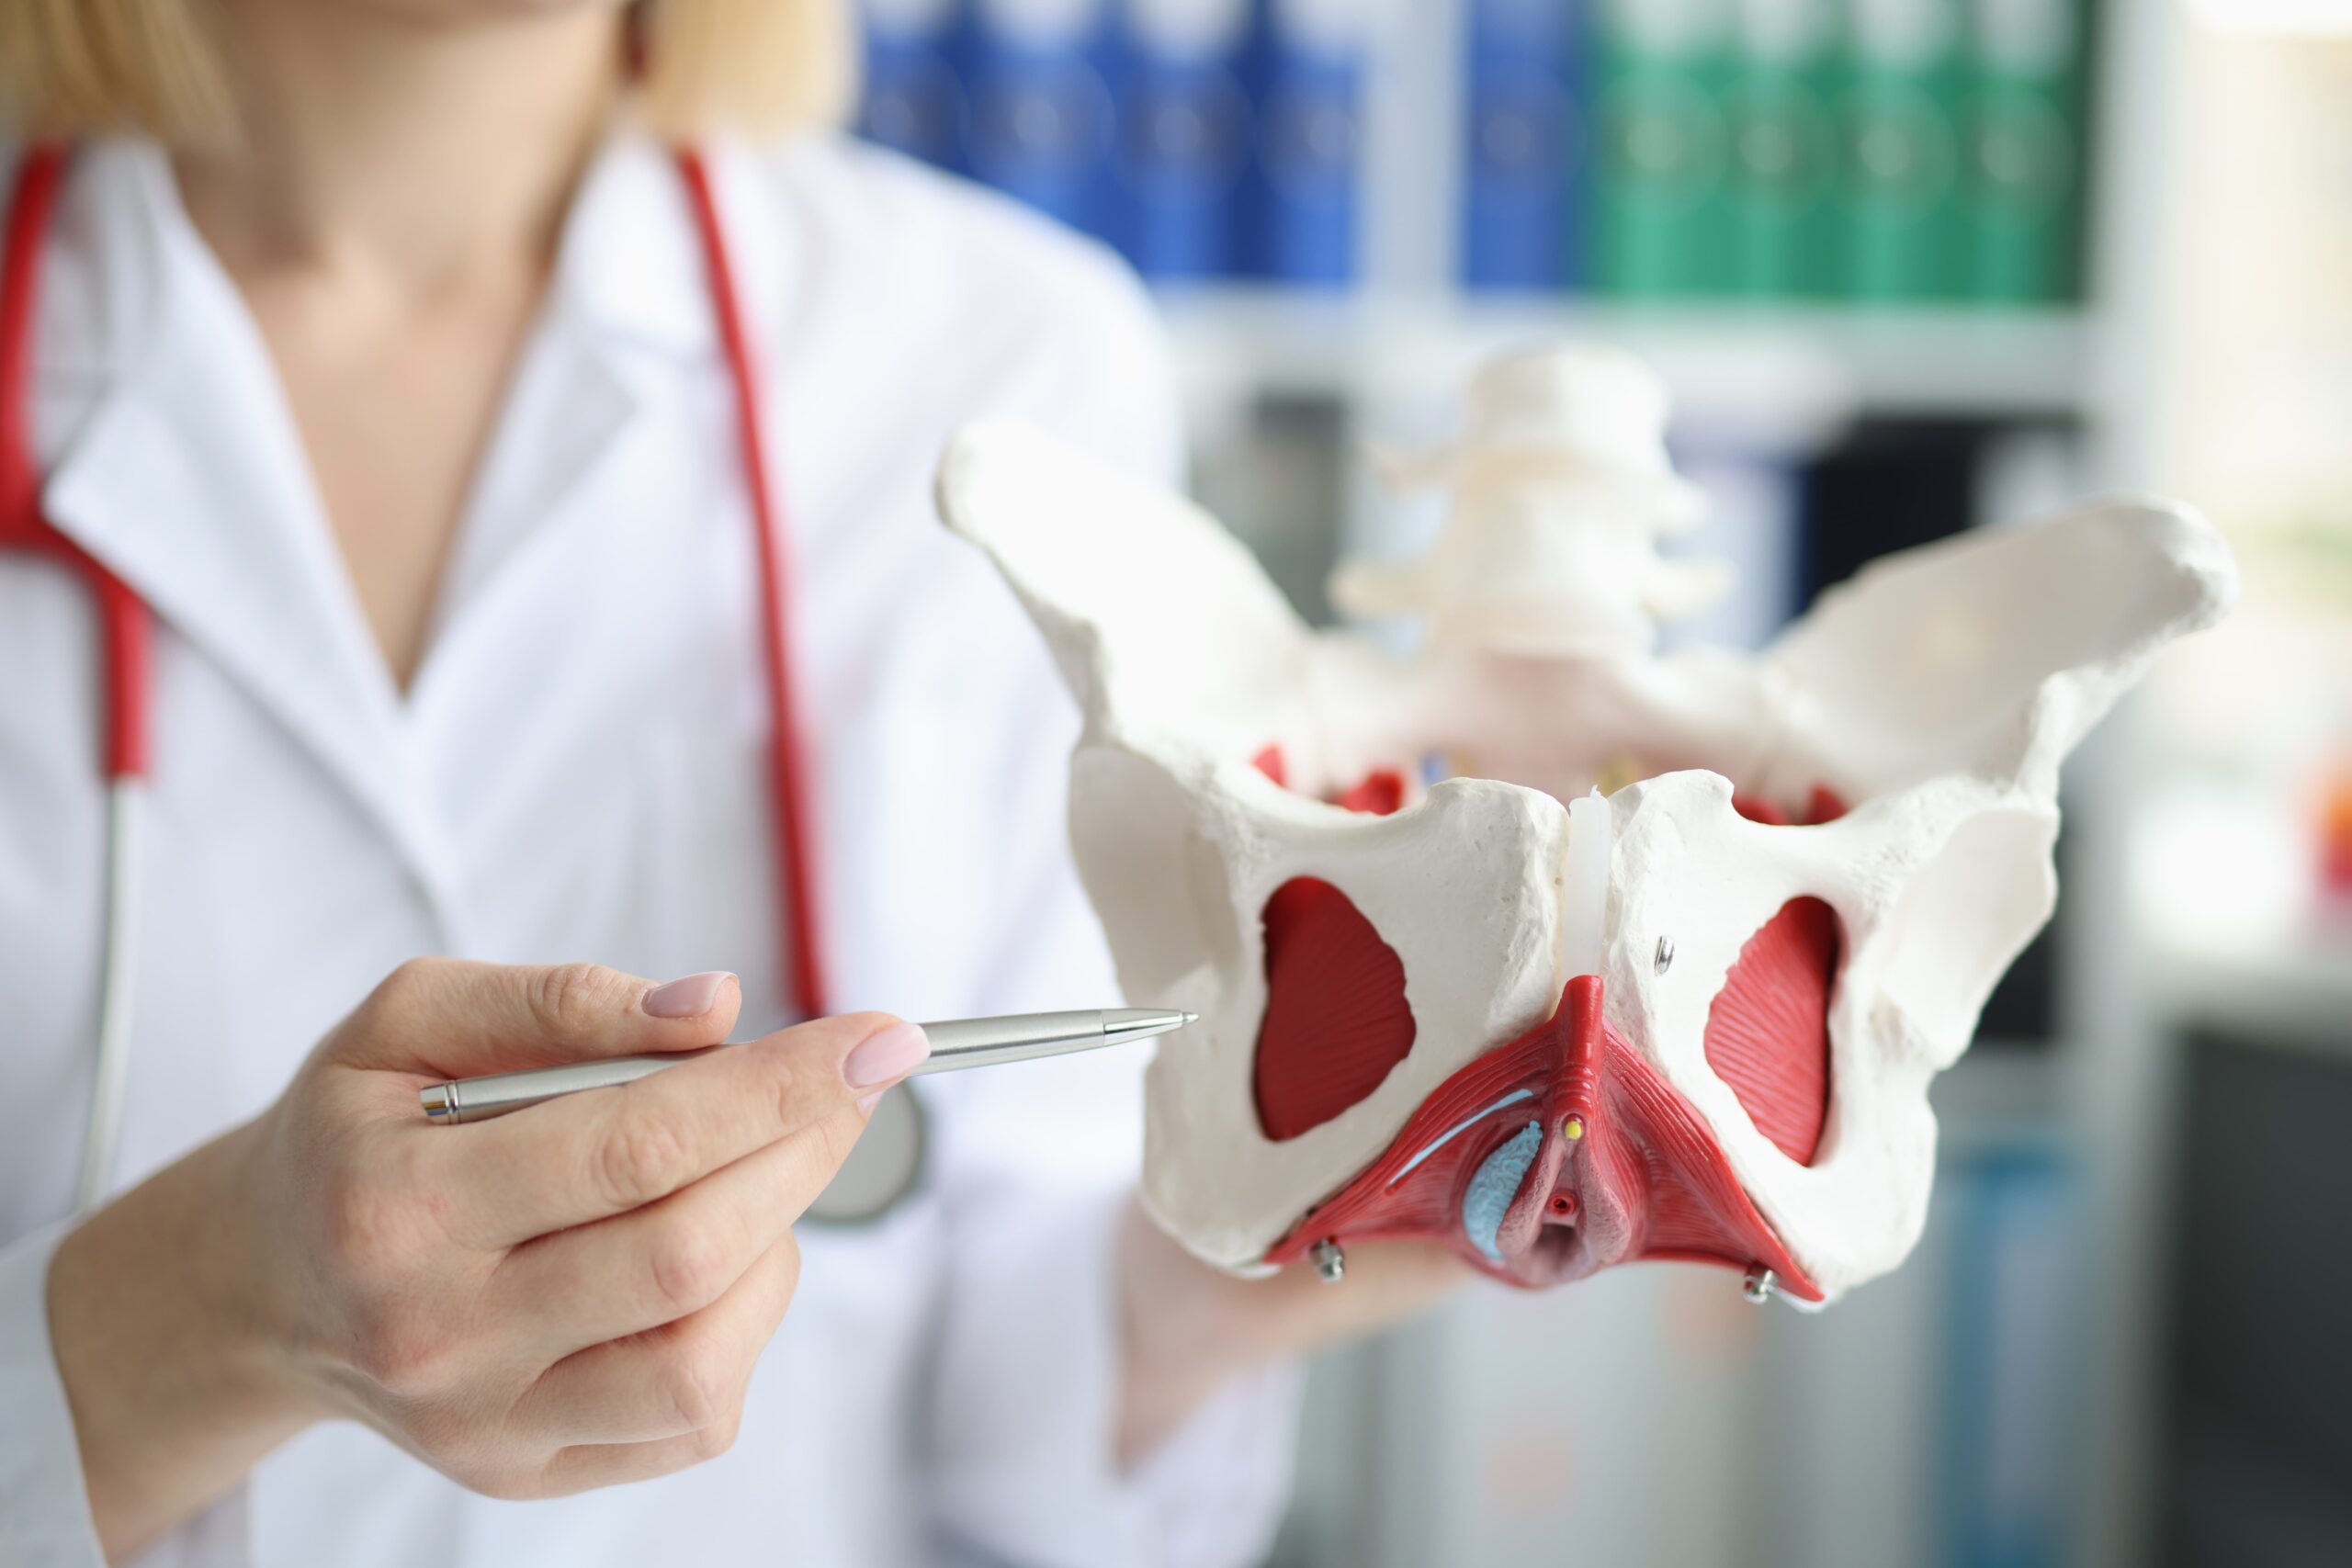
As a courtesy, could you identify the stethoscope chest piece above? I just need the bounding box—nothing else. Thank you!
[804,1082,926,1225]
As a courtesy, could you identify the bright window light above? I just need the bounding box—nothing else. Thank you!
[2188,0,2352,35]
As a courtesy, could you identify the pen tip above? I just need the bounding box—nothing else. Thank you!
[1182,1011,1199,1025]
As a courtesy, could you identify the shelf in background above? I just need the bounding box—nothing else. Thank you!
[2150,930,2352,1060]
[1155,288,2099,446]
[1932,1043,2068,1143]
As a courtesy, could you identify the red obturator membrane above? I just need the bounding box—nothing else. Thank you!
[1252,878,1418,1141]
[1703,897,1840,1166]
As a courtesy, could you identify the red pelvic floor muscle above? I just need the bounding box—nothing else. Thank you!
[1703,897,1841,1167]
[1252,878,1419,1142]
[1241,761,1843,1285]
[1263,976,1824,1300]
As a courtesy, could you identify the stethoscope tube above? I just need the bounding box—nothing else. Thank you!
[0,148,159,1215]
[79,783,145,1212]
[674,151,831,1022]
[2,143,834,1217]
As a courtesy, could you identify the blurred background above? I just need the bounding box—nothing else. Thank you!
[848,2,2352,1564]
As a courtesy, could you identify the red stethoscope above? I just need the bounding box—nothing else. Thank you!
[0,146,909,1216]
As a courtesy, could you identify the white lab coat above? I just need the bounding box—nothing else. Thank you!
[0,132,1298,1568]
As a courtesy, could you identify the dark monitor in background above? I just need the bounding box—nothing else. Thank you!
[2161,1033,2352,1568]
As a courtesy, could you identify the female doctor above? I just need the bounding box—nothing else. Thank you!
[0,3,1461,1565]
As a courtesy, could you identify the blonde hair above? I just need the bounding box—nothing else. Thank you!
[0,0,855,147]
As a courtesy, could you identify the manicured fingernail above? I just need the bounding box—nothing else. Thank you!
[856,1089,886,1115]
[642,972,732,1019]
[844,1021,929,1088]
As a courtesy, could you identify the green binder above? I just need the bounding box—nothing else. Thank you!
[1842,0,1973,302]
[1969,0,2090,303]
[1729,0,1845,298]
[1590,0,1739,297]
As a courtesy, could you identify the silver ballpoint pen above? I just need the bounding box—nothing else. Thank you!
[418,1008,1196,1124]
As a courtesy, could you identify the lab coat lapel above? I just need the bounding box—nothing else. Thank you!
[402,134,695,768]
[549,135,804,392]
[409,131,803,737]
[32,142,463,914]
[418,137,680,632]
[413,314,636,679]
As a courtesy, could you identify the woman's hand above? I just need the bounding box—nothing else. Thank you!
[1115,1203,1466,1465]
[47,959,929,1562]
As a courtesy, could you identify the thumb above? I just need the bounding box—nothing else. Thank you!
[331,958,745,1078]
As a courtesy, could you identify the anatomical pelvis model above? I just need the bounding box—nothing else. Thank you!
[935,344,2235,1304]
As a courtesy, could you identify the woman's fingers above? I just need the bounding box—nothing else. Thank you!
[173,957,917,1519]
[332,957,743,1078]
[511,1231,802,1451]
[424,1014,924,1247]
[484,1103,866,1355]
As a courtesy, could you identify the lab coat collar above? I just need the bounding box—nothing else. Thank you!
[416,129,801,711]
[33,140,471,917]
[555,130,799,363]
[27,132,794,921]
[432,130,797,627]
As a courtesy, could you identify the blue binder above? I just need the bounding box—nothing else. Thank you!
[1941,1142,2084,1568]
[1241,0,1365,288]
[1118,0,1254,280]
[1461,0,1580,291]
[855,0,967,171]
[960,0,1122,238]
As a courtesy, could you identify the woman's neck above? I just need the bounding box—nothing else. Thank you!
[175,0,624,294]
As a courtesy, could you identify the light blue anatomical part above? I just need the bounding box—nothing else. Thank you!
[1462,1120,1545,1263]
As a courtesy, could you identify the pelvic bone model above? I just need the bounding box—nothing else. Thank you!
[934,345,2236,1304]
